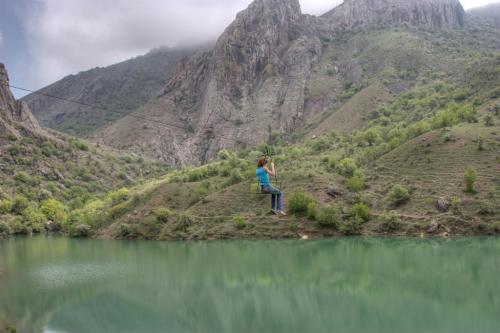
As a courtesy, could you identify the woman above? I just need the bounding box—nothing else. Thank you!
[256,156,286,216]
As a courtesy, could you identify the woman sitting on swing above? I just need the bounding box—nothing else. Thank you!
[256,156,286,216]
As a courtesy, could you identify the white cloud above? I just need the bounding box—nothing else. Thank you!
[23,0,344,87]
[21,0,500,87]
[461,0,500,9]
[0,31,3,47]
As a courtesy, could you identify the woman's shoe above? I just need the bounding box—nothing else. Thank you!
[270,210,278,215]
[278,210,287,216]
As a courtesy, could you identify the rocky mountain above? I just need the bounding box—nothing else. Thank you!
[322,0,465,30]
[0,64,43,140]
[94,0,467,166]
[22,47,196,136]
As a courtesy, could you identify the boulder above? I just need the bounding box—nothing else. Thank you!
[436,197,451,212]
[326,186,342,198]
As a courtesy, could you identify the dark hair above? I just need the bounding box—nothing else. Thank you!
[257,157,268,168]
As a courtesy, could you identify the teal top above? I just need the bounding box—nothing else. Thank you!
[256,167,270,185]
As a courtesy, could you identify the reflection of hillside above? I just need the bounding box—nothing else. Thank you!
[1,238,500,332]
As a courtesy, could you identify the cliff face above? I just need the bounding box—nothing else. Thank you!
[98,0,322,165]
[0,64,42,140]
[53,0,468,165]
[323,0,465,30]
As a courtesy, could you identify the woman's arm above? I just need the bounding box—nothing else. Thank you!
[264,163,276,177]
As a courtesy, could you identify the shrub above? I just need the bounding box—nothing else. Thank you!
[0,199,13,214]
[10,218,32,235]
[69,138,89,151]
[363,129,380,146]
[233,215,247,230]
[173,214,195,232]
[14,172,39,186]
[341,216,363,235]
[288,191,316,215]
[379,211,401,232]
[41,142,57,157]
[385,184,411,206]
[119,223,141,239]
[484,114,495,126]
[451,197,462,214]
[307,202,318,220]
[108,188,130,205]
[308,137,332,152]
[337,158,358,177]
[476,136,484,151]
[8,144,21,156]
[218,149,232,160]
[71,224,92,238]
[154,208,171,223]
[227,169,244,185]
[11,195,29,214]
[346,170,365,192]
[22,207,47,232]
[0,221,11,238]
[464,167,477,194]
[478,202,495,215]
[108,202,129,219]
[41,199,68,225]
[348,203,371,223]
[316,205,341,228]
[141,218,163,239]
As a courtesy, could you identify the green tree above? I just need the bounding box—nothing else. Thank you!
[363,129,380,146]
[41,199,68,225]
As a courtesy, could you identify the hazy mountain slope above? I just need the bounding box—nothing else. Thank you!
[468,3,500,28]
[22,47,195,137]
[0,64,169,236]
[94,0,467,166]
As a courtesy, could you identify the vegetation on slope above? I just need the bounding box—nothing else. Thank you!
[23,74,495,241]
[1,21,499,242]
[0,129,169,238]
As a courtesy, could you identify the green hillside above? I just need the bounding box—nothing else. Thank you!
[2,11,499,241]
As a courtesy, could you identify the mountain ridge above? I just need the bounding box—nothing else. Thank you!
[22,47,197,136]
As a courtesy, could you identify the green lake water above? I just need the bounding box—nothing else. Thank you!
[0,237,499,333]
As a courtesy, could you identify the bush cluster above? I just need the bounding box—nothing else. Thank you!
[385,184,411,207]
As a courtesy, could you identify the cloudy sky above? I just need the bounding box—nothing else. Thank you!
[0,0,499,97]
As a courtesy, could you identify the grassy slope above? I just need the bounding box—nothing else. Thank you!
[87,24,500,241]
[95,108,499,240]
[0,128,170,235]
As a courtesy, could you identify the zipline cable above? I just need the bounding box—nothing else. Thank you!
[2,82,268,148]
[2,82,191,132]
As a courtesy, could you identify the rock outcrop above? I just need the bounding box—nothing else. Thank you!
[98,0,322,165]
[0,64,42,140]
[323,0,465,30]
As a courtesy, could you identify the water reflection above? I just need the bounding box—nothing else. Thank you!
[0,237,499,333]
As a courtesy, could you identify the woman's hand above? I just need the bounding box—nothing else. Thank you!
[264,163,276,177]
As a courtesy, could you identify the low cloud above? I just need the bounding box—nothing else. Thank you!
[23,0,342,87]
[22,0,495,88]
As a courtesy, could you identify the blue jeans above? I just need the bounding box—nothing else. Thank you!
[261,184,283,211]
